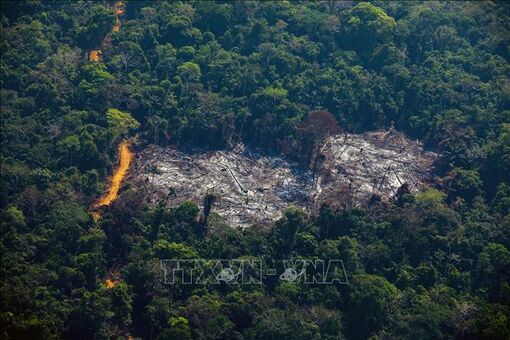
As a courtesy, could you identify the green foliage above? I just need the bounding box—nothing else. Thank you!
[1,1,509,339]
[106,108,140,138]
[446,167,483,202]
[475,243,510,303]
[153,240,199,259]
[158,316,192,340]
[76,5,116,49]
[346,2,396,57]
[78,63,115,99]
[4,206,26,228]
[348,274,398,338]
[416,187,446,208]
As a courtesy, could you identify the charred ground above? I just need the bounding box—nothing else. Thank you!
[131,129,437,228]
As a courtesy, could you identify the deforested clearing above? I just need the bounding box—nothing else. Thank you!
[131,129,437,228]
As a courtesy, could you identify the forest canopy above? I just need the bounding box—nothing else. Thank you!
[1,1,509,339]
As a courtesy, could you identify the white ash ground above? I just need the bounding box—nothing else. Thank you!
[130,130,438,228]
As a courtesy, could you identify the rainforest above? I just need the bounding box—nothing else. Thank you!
[1,1,510,339]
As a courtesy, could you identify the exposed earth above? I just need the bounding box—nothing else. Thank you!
[130,130,438,228]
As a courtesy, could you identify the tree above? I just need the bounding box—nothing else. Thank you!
[177,62,201,96]
[252,307,322,339]
[4,206,26,228]
[57,135,81,166]
[195,1,233,36]
[158,317,192,340]
[184,294,236,339]
[106,108,140,141]
[146,115,169,144]
[345,3,396,59]
[117,41,148,72]
[109,282,133,330]
[445,167,483,203]
[298,111,340,176]
[153,240,199,259]
[201,190,218,235]
[75,228,106,288]
[481,123,510,198]
[269,207,308,257]
[474,243,510,303]
[78,63,115,103]
[348,274,398,338]
[2,1,510,339]
[76,5,116,49]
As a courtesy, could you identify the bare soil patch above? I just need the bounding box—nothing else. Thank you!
[130,130,438,228]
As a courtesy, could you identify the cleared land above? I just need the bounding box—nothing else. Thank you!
[130,130,437,228]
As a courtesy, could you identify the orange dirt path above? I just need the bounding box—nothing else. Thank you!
[88,1,124,61]
[93,140,133,209]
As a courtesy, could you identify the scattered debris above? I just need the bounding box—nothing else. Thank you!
[314,129,437,211]
[130,130,438,228]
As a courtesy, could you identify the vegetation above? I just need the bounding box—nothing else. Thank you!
[1,1,509,339]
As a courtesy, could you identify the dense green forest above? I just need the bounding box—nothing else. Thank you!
[1,1,510,339]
